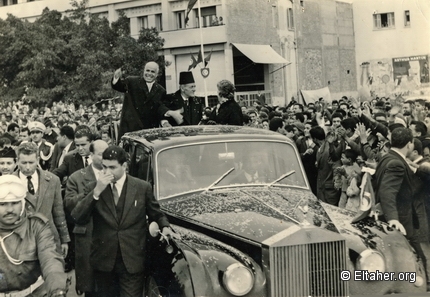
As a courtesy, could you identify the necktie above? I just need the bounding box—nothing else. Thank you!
[27,176,35,195]
[184,99,189,107]
[84,156,89,167]
[112,182,119,205]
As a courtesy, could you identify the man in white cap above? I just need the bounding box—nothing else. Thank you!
[161,71,204,126]
[0,175,68,296]
[28,121,54,170]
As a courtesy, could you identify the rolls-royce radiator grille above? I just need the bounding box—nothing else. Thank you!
[269,241,348,297]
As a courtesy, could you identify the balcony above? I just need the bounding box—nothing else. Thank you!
[160,24,227,49]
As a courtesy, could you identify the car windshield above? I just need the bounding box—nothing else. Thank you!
[155,141,307,199]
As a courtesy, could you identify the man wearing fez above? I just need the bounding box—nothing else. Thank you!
[111,61,169,139]
[161,71,204,126]
[0,147,16,175]
[0,175,68,297]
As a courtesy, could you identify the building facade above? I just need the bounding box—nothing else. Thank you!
[1,0,359,106]
[353,0,430,98]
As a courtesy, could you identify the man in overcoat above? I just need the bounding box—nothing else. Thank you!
[112,62,169,139]
[65,140,108,296]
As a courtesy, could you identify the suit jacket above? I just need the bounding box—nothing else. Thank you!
[72,174,170,274]
[50,142,76,171]
[112,76,168,139]
[162,90,204,126]
[65,165,97,292]
[374,150,416,235]
[52,151,85,182]
[12,169,70,249]
[315,140,342,202]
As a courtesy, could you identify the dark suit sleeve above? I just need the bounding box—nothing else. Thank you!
[71,190,98,225]
[144,182,170,229]
[111,77,127,93]
[52,155,70,181]
[379,160,405,222]
[64,172,95,215]
[51,176,70,243]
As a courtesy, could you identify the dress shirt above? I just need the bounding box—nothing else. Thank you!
[113,172,126,197]
[59,142,73,165]
[82,155,92,166]
[20,171,39,194]
[147,81,154,92]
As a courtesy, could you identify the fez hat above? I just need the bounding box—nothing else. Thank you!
[179,72,195,85]
[0,147,17,159]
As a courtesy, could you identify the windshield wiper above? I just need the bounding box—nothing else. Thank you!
[267,170,295,187]
[204,167,235,191]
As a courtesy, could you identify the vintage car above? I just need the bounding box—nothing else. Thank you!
[120,126,426,296]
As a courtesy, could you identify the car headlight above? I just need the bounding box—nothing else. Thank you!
[356,249,385,273]
[222,263,254,296]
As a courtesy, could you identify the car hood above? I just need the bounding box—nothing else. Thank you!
[160,187,338,243]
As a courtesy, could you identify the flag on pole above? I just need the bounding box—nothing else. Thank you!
[184,0,198,25]
[204,49,212,67]
[351,170,376,223]
[188,53,199,71]
[196,49,203,64]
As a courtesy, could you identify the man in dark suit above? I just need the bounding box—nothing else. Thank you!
[50,125,76,171]
[374,127,426,271]
[161,71,204,126]
[72,146,174,297]
[112,61,169,139]
[65,140,109,297]
[53,128,92,181]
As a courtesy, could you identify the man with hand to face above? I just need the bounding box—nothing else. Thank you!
[112,62,169,139]
[72,146,175,297]
[0,175,68,297]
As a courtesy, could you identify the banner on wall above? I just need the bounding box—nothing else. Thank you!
[300,86,332,104]
[392,55,429,85]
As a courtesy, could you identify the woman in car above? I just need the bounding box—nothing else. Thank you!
[210,80,243,126]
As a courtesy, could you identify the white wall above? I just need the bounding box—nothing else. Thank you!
[353,0,430,63]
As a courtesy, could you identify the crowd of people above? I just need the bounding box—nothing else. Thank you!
[1,58,430,296]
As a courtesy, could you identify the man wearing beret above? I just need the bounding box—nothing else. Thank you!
[0,146,17,175]
[72,145,175,297]
[28,121,54,170]
[0,175,68,297]
[161,71,204,126]
[112,61,169,140]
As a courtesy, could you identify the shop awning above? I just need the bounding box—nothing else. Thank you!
[233,43,290,64]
